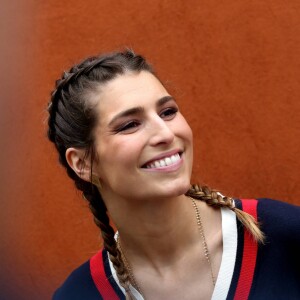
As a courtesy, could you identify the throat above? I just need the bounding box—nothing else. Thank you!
[116,196,199,266]
[119,239,218,300]
[113,198,223,299]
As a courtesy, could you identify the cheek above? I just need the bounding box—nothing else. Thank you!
[97,136,145,170]
[178,117,193,143]
[186,124,193,142]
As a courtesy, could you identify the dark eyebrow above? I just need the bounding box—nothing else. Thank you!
[108,107,144,126]
[157,95,175,107]
[108,96,175,126]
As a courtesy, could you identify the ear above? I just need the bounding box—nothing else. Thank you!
[65,147,92,182]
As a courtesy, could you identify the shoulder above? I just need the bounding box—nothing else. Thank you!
[257,198,300,237]
[257,199,300,245]
[256,197,300,214]
[241,199,300,298]
[53,249,125,300]
[238,198,300,242]
[52,258,102,300]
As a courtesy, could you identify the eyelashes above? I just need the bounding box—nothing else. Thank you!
[160,107,178,120]
[116,120,141,133]
[115,107,179,133]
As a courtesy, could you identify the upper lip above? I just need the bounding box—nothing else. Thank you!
[141,149,182,167]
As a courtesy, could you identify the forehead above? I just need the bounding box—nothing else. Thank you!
[95,71,169,122]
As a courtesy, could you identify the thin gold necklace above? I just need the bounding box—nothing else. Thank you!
[190,197,216,286]
[117,237,145,297]
[117,197,215,299]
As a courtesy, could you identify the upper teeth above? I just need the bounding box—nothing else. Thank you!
[146,153,181,168]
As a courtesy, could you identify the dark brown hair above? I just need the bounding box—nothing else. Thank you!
[47,49,263,300]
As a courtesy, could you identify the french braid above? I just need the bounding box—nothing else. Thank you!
[47,50,264,300]
[47,50,151,300]
[83,188,136,299]
[186,184,265,243]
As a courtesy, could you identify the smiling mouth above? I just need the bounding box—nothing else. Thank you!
[142,152,182,169]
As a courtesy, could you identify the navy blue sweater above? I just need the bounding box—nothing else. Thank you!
[53,199,300,300]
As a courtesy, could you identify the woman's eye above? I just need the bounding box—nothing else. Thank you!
[116,121,140,133]
[160,107,178,120]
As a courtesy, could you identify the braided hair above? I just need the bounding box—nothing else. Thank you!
[48,50,151,299]
[186,185,264,243]
[47,50,263,300]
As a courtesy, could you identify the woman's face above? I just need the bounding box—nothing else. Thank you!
[92,71,193,201]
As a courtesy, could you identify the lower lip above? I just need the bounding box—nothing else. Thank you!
[141,155,184,173]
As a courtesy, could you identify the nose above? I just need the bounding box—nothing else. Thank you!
[147,116,175,147]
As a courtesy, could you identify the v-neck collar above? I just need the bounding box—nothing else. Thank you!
[107,206,238,300]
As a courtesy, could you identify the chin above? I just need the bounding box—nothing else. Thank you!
[161,179,191,198]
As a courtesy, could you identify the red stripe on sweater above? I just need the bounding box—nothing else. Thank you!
[234,199,258,300]
[90,250,120,300]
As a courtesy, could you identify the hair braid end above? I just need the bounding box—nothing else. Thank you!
[186,184,265,244]
[233,208,265,243]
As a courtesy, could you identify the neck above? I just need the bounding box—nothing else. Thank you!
[105,194,199,268]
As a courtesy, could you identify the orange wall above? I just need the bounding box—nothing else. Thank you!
[1,0,299,298]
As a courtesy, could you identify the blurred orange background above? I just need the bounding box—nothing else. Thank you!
[1,0,299,299]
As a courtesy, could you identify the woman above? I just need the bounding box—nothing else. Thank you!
[48,50,300,300]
